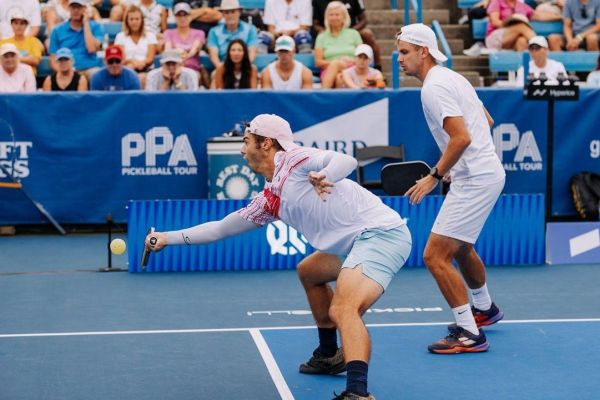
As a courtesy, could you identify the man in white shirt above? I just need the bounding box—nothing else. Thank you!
[260,35,313,89]
[516,35,568,85]
[261,0,313,53]
[0,43,36,93]
[145,114,412,400]
[396,24,506,354]
[0,0,42,39]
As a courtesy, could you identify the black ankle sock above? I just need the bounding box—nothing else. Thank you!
[317,327,337,357]
[346,360,368,396]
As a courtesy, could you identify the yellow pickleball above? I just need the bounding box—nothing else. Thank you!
[110,238,127,255]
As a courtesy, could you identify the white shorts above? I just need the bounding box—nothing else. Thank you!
[431,178,505,244]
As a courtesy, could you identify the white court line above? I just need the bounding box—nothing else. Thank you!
[1,318,600,338]
[249,329,294,400]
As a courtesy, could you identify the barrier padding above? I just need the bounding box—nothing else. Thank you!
[127,194,545,272]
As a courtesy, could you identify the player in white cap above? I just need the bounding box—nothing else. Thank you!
[146,113,412,400]
[396,23,506,354]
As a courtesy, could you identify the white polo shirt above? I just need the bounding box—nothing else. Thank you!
[421,65,505,184]
[263,0,313,33]
[238,147,404,255]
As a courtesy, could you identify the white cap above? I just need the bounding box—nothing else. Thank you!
[0,43,18,56]
[219,0,242,11]
[275,35,295,52]
[173,2,192,14]
[354,44,374,60]
[69,0,88,5]
[528,35,548,49]
[246,114,298,151]
[9,11,28,23]
[396,23,447,63]
[161,49,183,63]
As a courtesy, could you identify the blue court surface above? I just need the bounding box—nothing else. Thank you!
[1,234,599,400]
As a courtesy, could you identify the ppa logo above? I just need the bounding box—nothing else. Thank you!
[215,163,262,199]
[0,141,33,179]
[121,127,197,176]
[492,123,542,172]
[266,221,308,256]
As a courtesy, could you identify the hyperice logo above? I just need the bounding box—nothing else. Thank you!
[492,123,542,172]
[266,221,308,256]
[121,127,197,176]
[0,141,33,179]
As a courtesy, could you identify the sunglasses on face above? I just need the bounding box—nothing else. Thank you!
[107,59,121,65]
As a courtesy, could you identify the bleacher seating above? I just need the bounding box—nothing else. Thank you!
[488,50,599,73]
[472,19,563,40]
[239,0,266,9]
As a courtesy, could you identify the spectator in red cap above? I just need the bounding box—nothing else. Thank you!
[89,44,140,90]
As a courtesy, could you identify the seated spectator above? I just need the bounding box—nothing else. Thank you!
[110,0,168,38]
[90,44,141,90]
[212,38,258,88]
[548,0,600,51]
[207,0,259,68]
[146,48,199,90]
[515,35,567,84]
[115,5,157,88]
[0,13,43,75]
[313,0,382,70]
[0,0,42,40]
[533,0,564,21]
[260,35,312,89]
[341,44,384,89]
[164,2,207,85]
[42,47,88,91]
[260,0,313,54]
[48,0,104,79]
[175,0,223,38]
[463,0,491,56]
[314,1,362,88]
[485,0,536,51]
[43,0,101,49]
[586,53,600,85]
[0,43,36,92]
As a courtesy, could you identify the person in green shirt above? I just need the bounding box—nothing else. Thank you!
[314,0,362,88]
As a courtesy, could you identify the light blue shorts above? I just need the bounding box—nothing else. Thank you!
[341,224,412,290]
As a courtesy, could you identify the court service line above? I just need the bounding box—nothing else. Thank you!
[249,329,294,400]
[1,318,600,338]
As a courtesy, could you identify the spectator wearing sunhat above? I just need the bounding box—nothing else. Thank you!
[206,0,259,68]
[514,35,567,86]
[0,12,43,75]
[260,35,313,90]
[0,0,42,39]
[48,0,104,78]
[145,48,199,91]
[0,43,36,93]
[90,44,141,90]
[42,47,88,91]
[341,43,384,89]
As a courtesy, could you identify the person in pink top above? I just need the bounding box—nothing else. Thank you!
[486,0,536,51]
[163,2,206,85]
[0,43,36,93]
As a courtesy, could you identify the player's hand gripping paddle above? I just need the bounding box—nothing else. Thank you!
[381,161,431,195]
[141,227,156,270]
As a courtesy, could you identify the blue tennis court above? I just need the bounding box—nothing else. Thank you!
[1,234,599,400]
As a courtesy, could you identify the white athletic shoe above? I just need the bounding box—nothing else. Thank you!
[463,42,483,57]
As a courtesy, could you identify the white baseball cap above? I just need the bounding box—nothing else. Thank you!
[354,44,374,60]
[161,49,183,63]
[275,35,295,52]
[396,23,447,63]
[69,0,88,5]
[173,2,192,14]
[246,114,298,151]
[0,43,18,56]
[528,36,548,49]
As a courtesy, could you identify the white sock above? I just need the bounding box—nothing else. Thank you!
[471,283,492,311]
[452,304,479,335]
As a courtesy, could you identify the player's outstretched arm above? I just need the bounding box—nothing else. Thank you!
[145,212,258,252]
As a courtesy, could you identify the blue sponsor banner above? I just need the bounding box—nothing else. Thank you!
[546,222,600,264]
[0,89,597,224]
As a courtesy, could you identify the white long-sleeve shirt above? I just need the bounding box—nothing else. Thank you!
[167,147,405,255]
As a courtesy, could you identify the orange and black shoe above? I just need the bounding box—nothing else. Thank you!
[428,325,490,354]
[473,302,504,327]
